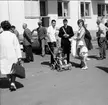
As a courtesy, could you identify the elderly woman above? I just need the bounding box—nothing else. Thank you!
[0,21,22,91]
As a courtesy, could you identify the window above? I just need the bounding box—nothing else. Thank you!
[24,0,39,18]
[97,4,108,17]
[80,2,91,17]
[40,0,48,16]
[58,1,69,17]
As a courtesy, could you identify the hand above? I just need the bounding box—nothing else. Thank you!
[18,58,23,66]
[64,34,69,38]
[31,39,34,43]
[18,58,22,62]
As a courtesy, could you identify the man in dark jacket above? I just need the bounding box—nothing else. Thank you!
[58,19,74,63]
[23,23,34,62]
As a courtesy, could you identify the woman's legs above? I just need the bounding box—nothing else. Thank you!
[10,74,16,83]
[81,56,88,70]
[9,74,16,90]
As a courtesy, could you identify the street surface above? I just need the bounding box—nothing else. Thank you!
[0,41,108,105]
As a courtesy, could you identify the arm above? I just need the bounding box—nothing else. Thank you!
[44,27,47,38]
[47,27,50,40]
[68,26,74,39]
[31,28,37,35]
[77,28,85,40]
[58,27,65,38]
[24,29,32,44]
[13,35,22,59]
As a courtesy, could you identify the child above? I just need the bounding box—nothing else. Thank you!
[52,47,71,70]
[78,41,88,70]
[56,47,67,66]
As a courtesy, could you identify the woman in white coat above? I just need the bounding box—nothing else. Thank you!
[0,21,22,91]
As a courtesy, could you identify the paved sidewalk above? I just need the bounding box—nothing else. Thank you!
[0,42,108,105]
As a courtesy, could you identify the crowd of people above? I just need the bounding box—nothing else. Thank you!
[0,17,108,91]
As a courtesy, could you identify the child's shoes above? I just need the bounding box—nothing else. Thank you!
[81,66,88,70]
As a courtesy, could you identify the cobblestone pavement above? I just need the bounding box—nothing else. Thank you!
[1,41,108,105]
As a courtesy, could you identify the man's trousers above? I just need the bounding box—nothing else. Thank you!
[99,37,106,58]
[25,45,34,61]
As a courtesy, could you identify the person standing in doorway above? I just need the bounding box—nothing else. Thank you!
[22,23,34,62]
[32,21,47,57]
[58,19,74,63]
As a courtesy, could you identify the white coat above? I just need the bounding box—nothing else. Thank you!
[0,31,22,75]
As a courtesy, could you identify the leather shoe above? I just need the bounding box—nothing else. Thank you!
[97,57,104,60]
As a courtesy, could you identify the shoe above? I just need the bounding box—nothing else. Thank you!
[30,59,34,62]
[10,83,16,91]
[103,57,106,59]
[24,59,30,63]
[41,54,45,57]
[97,57,104,60]
[86,58,91,61]
[81,66,88,70]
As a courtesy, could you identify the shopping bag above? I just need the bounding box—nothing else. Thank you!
[11,62,25,79]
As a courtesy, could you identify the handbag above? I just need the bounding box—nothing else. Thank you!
[11,61,25,79]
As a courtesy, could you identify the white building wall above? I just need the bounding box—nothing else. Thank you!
[24,0,40,32]
[8,1,25,34]
[0,1,10,21]
[84,0,98,31]
[0,0,40,35]
[56,1,79,31]
[0,0,107,39]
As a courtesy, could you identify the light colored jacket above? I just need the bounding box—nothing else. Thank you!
[0,31,22,74]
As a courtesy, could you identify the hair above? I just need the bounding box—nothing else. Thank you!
[96,17,102,25]
[23,23,27,29]
[1,20,11,31]
[38,21,42,25]
[63,19,68,22]
[77,19,85,27]
[11,25,16,29]
[51,19,56,23]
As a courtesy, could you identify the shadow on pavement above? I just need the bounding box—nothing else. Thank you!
[88,55,98,60]
[96,66,108,73]
[0,77,24,89]
[71,62,80,68]
[22,58,30,63]
[41,61,50,66]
